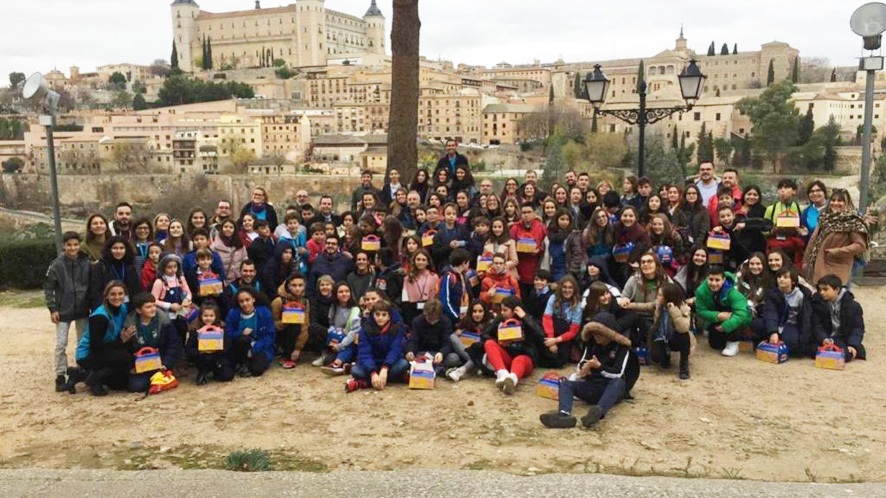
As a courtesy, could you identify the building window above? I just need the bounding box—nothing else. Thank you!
[693,112,701,121]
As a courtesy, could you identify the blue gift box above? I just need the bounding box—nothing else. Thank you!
[756,342,789,364]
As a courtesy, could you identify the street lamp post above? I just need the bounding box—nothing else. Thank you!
[850,2,886,214]
[584,60,707,178]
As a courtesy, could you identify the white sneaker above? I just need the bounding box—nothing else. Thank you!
[721,341,740,357]
[494,370,509,388]
[502,373,518,395]
[311,356,325,367]
[446,367,465,382]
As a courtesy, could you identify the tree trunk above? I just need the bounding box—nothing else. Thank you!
[387,0,421,182]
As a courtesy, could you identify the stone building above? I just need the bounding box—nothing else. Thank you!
[171,0,386,73]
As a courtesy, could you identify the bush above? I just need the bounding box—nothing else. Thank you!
[224,449,272,472]
[0,239,57,289]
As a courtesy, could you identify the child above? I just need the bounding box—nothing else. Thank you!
[650,283,694,379]
[306,222,327,265]
[186,302,234,385]
[150,254,193,323]
[225,288,276,377]
[709,186,746,227]
[540,312,634,429]
[270,273,311,368]
[764,179,805,270]
[247,220,277,273]
[122,293,181,393]
[694,265,751,356]
[182,228,226,282]
[431,203,470,272]
[439,249,472,324]
[346,300,409,392]
[523,269,553,322]
[445,300,493,382]
[318,284,363,374]
[812,274,866,362]
[44,231,91,392]
[754,266,813,357]
[278,213,309,273]
[185,248,224,308]
[140,243,164,291]
[407,300,457,376]
[712,205,750,272]
[540,275,582,368]
[373,248,405,307]
[483,296,542,395]
[479,253,521,311]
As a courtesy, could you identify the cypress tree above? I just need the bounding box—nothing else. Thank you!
[672,125,679,150]
[733,43,738,55]
[707,42,715,56]
[549,85,554,104]
[830,68,837,82]
[791,57,799,83]
[637,60,645,93]
[767,59,775,86]
[202,35,207,70]
[207,38,213,69]
[798,107,814,145]
[171,41,179,69]
[720,43,729,55]
[573,72,583,99]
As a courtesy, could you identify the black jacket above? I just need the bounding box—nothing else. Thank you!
[407,315,454,356]
[436,153,469,175]
[811,289,865,350]
[248,236,277,273]
[372,263,405,307]
[124,312,182,371]
[350,184,381,212]
[240,203,279,229]
[482,315,543,366]
[88,259,142,311]
[761,286,814,356]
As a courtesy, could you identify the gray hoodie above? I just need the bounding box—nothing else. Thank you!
[44,252,91,321]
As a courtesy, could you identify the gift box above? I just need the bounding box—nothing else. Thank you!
[421,230,436,247]
[707,232,731,251]
[655,245,674,265]
[738,340,755,353]
[815,344,845,371]
[535,372,562,400]
[135,347,162,374]
[756,341,789,364]
[465,269,479,288]
[282,303,305,324]
[516,237,537,253]
[361,234,381,251]
[408,362,436,389]
[477,254,493,273]
[708,251,724,265]
[612,243,634,263]
[326,326,347,347]
[197,325,224,352]
[460,331,481,347]
[492,286,515,303]
[497,318,523,344]
[776,212,801,228]
[198,276,223,297]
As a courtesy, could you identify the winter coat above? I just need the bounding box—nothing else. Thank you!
[270,283,311,351]
[761,285,815,356]
[88,259,142,311]
[802,226,867,285]
[694,272,751,334]
[436,153,469,176]
[225,305,276,360]
[482,239,519,279]
[651,302,696,354]
[307,253,354,297]
[210,238,248,286]
[182,250,226,284]
[540,230,586,280]
[356,317,406,375]
[407,315,454,356]
[76,303,129,362]
[372,263,405,306]
[248,236,277,273]
[439,266,469,322]
[240,202,279,229]
[123,311,182,370]
[479,270,521,305]
[346,270,374,302]
[431,224,470,271]
[509,219,547,284]
[44,252,91,321]
[811,288,865,351]
[482,315,543,366]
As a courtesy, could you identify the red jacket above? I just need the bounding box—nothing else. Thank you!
[707,185,743,226]
[480,270,521,304]
[509,219,546,284]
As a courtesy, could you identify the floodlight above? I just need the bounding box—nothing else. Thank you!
[22,72,60,113]
[851,2,886,50]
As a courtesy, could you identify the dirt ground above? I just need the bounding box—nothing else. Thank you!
[1,287,885,483]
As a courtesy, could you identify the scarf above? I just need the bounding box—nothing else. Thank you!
[803,210,869,274]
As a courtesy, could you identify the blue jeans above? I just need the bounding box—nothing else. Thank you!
[558,376,625,416]
[351,358,410,382]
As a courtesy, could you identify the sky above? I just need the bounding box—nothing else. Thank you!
[0,0,872,84]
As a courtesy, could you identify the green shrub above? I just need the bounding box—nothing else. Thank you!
[224,449,272,472]
[0,239,57,289]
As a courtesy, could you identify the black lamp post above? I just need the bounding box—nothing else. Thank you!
[584,60,707,178]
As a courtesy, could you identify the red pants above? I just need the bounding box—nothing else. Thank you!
[484,340,534,379]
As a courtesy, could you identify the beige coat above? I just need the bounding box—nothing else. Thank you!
[803,228,866,285]
[653,302,696,355]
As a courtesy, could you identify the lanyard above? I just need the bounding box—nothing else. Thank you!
[111,263,125,281]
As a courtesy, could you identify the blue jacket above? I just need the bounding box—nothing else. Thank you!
[431,224,469,271]
[356,316,406,375]
[76,304,129,361]
[182,251,226,283]
[225,305,276,361]
[439,266,467,322]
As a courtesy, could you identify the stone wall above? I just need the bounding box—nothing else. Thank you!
[0,173,366,218]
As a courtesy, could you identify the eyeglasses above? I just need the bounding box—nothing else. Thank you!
[640,259,656,265]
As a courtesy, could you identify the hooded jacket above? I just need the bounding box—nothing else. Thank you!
[260,243,296,301]
[225,305,276,360]
[694,272,751,334]
[270,282,311,351]
[482,314,543,366]
[356,314,406,375]
[372,262,405,306]
[479,268,521,304]
[407,314,454,356]
[761,285,815,356]
[811,288,865,351]
[45,251,91,321]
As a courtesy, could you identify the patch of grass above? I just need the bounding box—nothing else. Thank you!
[275,454,328,472]
[0,290,45,309]
[462,459,493,471]
[722,467,744,480]
[224,449,272,472]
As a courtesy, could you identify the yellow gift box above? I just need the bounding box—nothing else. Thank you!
[477,254,493,273]
[756,342,789,364]
[776,212,800,228]
[516,237,537,253]
[408,362,435,389]
[282,303,305,324]
[198,276,223,297]
[197,325,224,352]
[460,331,481,347]
[497,319,523,344]
[134,347,162,374]
[707,233,731,251]
[815,345,845,371]
[535,372,561,400]
[361,235,381,251]
[421,230,436,247]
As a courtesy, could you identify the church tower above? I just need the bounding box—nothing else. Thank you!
[363,0,386,56]
[675,25,689,55]
[296,0,326,67]
[171,0,200,72]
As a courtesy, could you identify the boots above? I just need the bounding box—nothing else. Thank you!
[679,351,690,380]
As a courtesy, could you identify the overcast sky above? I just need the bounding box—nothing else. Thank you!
[0,0,871,84]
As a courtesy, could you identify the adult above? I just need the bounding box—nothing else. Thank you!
[295,189,310,209]
[316,195,342,227]
[379,168,404,207]
[694,161,721,206]
[409,168,431,203]
[240,187,279,229]
[83,214,110,262]
[707,168,741,223]
[510,204,547,298]
[210,219,248,286]
[803,189,869,285]
[308,235,354,297]
[109,202,134,240]
[436,139,469,176]
[800,180,829,239]
[350,170,381,212]
[222,260,268,312]
[88,236,142,311]
[75,281,130,396]
[209,199,233,241]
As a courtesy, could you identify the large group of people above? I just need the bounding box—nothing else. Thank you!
[45,148,874,429]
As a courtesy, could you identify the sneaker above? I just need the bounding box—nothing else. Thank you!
[446,367,465,382]
[55,375,67,393]
[280,360,296,369]
[494,370,508,389]
[502,373,518,395]
[540,411,577,429]
[320,364,345,376]
[345,378,368,393]
[196,372,209,386]
[721,341,740,357]
[581,405,604,428]
[311,356,325,367]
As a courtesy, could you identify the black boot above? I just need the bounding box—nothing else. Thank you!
[85,370,108,397]
[55,375,67,392]
[66,367,86,394]
[679,352,690,380]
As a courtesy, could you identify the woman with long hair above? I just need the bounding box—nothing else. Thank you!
[648,213,685,276]
[674,245,709,304]
[611,205,651,286]
[541,198,558,227]
[444,300,494,382]
[583,207,615,260]
[401,249,440,325]
[483,217,519,278]
[210,219,248,285]
[186,208,210,239]
[502,197,521,226]
[520,181,541,211]
[131,217,154,275]
[539,275,583,368]
[677,185,710,246]
[620,249,673,348]
[83,213,110,262]
[409,168,431,203]
[484,193,504,220]
[452,165,478,201]
[500,177,520,202]
[162,219,191,257]
[153,213,171,243]
[88,235,142,310]
[736,251,766,316]
[541,209,585,282]
[650,282,694,378]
